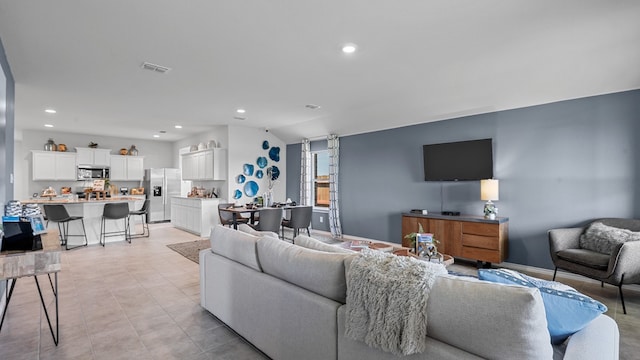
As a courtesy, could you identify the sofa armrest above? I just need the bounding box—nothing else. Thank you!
[562,315,619,360]
[549,228,584,254]
[610,240,640,284]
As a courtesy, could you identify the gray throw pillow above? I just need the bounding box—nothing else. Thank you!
[579,221,640,254]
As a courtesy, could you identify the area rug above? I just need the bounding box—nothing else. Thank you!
[166,239,210,264]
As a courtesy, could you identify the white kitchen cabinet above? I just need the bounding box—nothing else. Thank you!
[76,147,112,166]
[181,148,227,181]
[110,155,144,180]
[32,151,78,180]
[170,197,223,237]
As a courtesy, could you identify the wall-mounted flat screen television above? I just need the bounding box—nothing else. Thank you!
[423,138,493,181]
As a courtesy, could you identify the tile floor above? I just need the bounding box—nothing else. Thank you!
[1,223,637,359]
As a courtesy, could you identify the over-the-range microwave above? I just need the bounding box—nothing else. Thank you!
[77,166,110,180]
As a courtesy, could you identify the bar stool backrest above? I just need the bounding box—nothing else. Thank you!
[103,203,130,220]
[43,204,72,222]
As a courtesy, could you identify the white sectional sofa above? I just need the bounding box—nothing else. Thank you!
[200,225,619,360]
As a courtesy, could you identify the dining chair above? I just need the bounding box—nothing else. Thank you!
[43,204,88,250]
[100,202,131,246]
[218,203,250,227]
[250,207,283,234]
[281,206,312,239]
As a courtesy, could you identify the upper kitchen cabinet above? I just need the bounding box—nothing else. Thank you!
[110,155,144,181]
[32,151,78,181]
[181,148,227,181]
[76,147,112,166]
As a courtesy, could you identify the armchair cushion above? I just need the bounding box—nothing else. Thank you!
[556,249,610,270]
[579,221,640,255]
[478,269,607,344]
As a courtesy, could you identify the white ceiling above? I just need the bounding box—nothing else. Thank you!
[1,0,639,144]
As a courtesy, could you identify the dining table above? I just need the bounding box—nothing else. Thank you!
[219,205,295,230]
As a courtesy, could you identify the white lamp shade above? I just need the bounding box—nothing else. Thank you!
[480,179,499,201]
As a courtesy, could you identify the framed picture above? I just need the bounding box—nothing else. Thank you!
[92,179,105,191]
[29,215,48,235]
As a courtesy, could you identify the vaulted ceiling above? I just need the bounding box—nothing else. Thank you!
[1,0,639,144]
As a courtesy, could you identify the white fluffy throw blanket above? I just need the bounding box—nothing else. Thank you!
[345,249,447,355]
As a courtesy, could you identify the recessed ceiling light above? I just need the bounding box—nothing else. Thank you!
[175,125,182,129]
[45,109,56,114]
[44,124,54,128]
[236,109,246,114]
[342,43,358,54]
[153,134,160,138]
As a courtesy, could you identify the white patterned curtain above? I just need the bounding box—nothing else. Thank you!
[327,134,343,238]
[299,139,312,206]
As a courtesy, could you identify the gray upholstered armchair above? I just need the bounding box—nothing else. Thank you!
[548,218,640,314]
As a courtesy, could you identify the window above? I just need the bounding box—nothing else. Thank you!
[313,151,329,208]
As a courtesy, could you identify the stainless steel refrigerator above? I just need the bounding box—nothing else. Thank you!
[144,168,181,222]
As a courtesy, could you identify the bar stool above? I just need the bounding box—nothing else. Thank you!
[100,203,131,246]
[43,204,88,250]
[129,199,150,237]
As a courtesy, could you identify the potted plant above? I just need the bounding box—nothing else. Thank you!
[404,223,440,259]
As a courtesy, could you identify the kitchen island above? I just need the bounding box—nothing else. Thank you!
[22,197,145,246]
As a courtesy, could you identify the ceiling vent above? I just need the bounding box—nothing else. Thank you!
[141,62,171,74]
[233,116,247,121]
[305,104,321,110]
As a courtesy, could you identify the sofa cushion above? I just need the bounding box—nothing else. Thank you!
[209,225,262,272]
[427,274,554,359]
[556,248,610,270]
[294,235,356,254]
[579,221,640,255]
[257,236,355,303]
[237,223,279,239]
[478,269,607,344]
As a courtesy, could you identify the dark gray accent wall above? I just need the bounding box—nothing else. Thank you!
[287,90,640,269]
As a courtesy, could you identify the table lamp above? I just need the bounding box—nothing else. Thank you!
[480,179,499,219]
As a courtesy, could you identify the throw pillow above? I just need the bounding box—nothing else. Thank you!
[579,221,640,255]
[237,223,279,239]
[294,235,356,254]
[478,268,607,344]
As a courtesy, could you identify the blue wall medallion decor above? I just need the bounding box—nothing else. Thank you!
[257,156,268,168]
[268,165,280,180]
[244,181,259,197]
[268,147,280,162]
[233,189,242,199]
[234,139,282,200]
[243,163,254,176]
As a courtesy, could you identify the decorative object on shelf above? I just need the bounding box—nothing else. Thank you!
[44,138,57,151]
[60,187,71,194]
[118,148,127,155]
[197,142,206,151]
[207,140,217,148]
[88,142,98,148]
[128,145,138,156]
[41,186,57,198]
[189,144,198,152]
[57,143,67,152]
[481,179,499,220]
